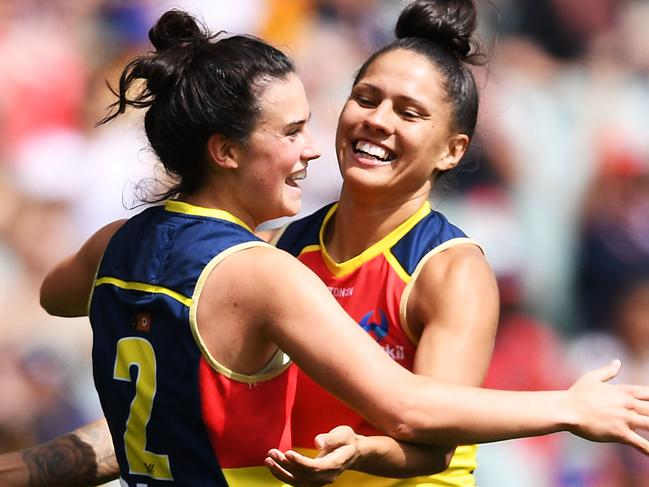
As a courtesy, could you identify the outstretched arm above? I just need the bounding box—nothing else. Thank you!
[8,247,649,487]
[230,246,649,450]
[0,418,118,487]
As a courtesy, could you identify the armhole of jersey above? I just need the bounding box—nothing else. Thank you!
[86,241,112,316]
[86,220,128,316]
[267,224,288,247]
[189,241,292,384]
[399,237,483,345]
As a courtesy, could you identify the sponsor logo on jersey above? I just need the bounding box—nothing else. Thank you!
[359,309,406,361]
[384,343,405,361]
[359,309,388,341]
[328,286,354,298]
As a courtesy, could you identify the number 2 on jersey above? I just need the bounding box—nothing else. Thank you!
[114,337,173,480]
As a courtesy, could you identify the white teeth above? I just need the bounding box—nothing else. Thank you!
[354,141,392,161]
[286,167,307,187]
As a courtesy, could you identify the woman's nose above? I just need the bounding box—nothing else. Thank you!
[363,102,394,134]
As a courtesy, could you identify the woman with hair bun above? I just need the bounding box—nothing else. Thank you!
[264,0,582,485]
[4,3,649,487]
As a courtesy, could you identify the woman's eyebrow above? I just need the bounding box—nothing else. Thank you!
[285,112,312,129]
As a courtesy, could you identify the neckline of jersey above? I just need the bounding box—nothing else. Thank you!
[164,200,254,233]
[318,201,431,277]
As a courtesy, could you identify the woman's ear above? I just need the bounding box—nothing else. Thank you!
[207,133,239,169]
[436,133,470,172]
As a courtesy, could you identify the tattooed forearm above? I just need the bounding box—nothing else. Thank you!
[24,435,96,486]
[22,418,119,487]
[77,418,119,483]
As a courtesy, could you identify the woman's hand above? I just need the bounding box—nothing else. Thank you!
[265,426,359,486]
[566,359,649,453]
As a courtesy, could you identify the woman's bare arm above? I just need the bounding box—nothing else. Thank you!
[226,246,649,449]
[40,220,126,317]
[265,425,453,483]
[266,426,453,485]
[409,244,499,385]
[266,244,499,483]
[4,243,649,487]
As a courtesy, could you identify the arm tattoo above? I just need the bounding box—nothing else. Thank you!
[22,420,118,487]
[23,435,97,486]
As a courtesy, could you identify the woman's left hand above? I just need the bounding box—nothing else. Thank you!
[265,425,359,486]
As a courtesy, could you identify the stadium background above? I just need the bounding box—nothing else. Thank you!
[1,0,649,485]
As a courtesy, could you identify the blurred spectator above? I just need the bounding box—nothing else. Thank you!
[0,6,87,161]
[566,278,649,486]
[577,170,649,330]
[20,347,86,443]
[473,0,649,330]
[476,273,572,487]
[0,347,40,451]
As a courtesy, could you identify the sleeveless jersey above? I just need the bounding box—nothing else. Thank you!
[90,200,294,487]
[275,201,479,487]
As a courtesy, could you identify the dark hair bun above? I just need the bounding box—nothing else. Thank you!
[148,9,204,51]
[395,0,478,61]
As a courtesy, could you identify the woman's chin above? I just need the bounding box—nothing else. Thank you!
[261,201,302,224]
[282,189,303,216]
[284,200,302,217]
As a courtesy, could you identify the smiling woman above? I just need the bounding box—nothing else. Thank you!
[263,0,611,485]
[336,48,470,198]
[200,72,317,227]
[268,2,491,484]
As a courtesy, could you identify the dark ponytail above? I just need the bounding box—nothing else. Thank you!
[354,0,485,138]
[99,9,295,201]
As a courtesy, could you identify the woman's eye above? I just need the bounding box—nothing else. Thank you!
[353,95,374,107]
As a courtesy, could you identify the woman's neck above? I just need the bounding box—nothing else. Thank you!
[325,189,430,263]
[179,187,258,231]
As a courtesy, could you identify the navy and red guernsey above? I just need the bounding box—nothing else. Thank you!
[274,201,482,487]
[90,200,295,486]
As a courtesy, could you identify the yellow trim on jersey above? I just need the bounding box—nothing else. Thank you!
[94,277,193,308]
[384,249,411,283]
[399,238,483,345]
[293,444,477,486]
[222,465,290,486]
[297,244,322,257]
[87,260,103,316]
[319,202,432,277]
[88,220,129,315]
[189,241,292,384]
[164,200,254,233]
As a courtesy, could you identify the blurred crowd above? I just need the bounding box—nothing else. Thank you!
[1,0,649,485]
